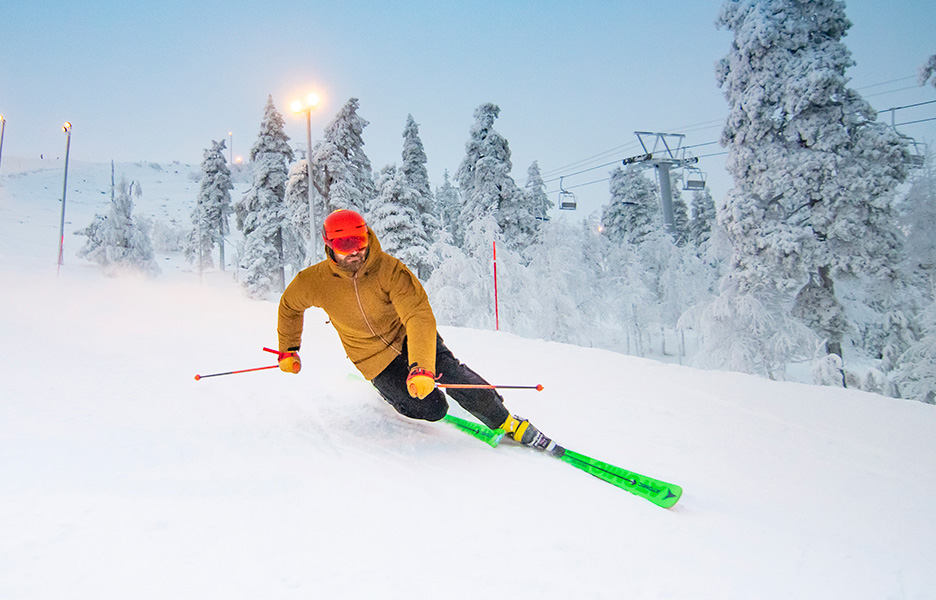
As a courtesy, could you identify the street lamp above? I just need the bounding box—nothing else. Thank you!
[57,122,72,276]
[0,115,6,178]
[292,93,321,262]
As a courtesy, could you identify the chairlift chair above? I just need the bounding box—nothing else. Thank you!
[907,140,928,169]
[558,177,577,210]
[683,167,707,191]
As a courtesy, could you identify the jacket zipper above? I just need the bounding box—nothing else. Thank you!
[352,272,402,355]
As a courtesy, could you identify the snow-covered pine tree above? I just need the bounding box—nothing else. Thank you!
[601,166,659,246]
[524,161,553,223]
[435,170,461,237]
[455,103,534,252]
[236,96,294,299]
[187,139,232,270]
[310,98,376,215]
[77,178,159,276]
[715,0,910,361]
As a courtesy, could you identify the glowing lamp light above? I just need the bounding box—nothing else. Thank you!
[62,121,72,132]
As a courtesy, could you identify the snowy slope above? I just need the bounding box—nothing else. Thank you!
[1,161,935,599]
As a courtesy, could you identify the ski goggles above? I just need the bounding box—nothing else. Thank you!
[330,235,369,255]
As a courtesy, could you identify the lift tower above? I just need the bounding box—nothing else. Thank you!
[621,132,700,235]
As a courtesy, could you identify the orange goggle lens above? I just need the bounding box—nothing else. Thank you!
[331,235,368,254]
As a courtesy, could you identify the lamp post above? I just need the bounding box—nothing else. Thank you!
[228,131,233,165]
[57,122,72,276]
[0,115,6,178]
[292,93,320,262]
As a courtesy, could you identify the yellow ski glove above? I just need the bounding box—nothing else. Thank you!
[278,351,301,374]
[406,367,436,399]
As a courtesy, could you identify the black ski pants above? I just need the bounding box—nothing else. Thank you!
[371,334,510,430]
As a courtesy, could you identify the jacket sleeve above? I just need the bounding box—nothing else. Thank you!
[388,263,437,373]
[278,271,315,353]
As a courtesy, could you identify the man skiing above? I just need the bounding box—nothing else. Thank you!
[276,208,555,451]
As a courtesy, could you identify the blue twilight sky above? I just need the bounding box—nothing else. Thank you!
[1,1,934,217]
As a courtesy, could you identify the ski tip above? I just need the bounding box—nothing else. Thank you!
[657,485,683,509]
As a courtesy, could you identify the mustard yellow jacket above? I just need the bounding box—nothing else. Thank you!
[277,230,437,380]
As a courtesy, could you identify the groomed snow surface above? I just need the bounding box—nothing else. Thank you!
[1,160,935,599]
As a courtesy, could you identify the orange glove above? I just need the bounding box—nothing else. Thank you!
[406,367,436,399]
[278,351,301,374]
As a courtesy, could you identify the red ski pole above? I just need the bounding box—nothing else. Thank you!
[194,347,296,381]
[194,364,280,381]
[436,383,544,391]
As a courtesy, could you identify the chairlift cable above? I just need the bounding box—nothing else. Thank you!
[525,72,929,190]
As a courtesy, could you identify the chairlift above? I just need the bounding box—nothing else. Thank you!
[907,139,928,169]
[683,167,707,191]
[558,177,577,210]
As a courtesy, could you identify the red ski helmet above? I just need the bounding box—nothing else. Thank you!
[322,209,369,254]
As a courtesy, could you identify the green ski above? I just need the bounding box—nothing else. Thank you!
[559,449,682,509]
[442,414,505,447]
[443,414,682,509]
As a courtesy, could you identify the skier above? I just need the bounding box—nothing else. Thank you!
[276,209,555,451]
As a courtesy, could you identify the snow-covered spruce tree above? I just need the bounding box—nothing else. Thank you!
[187,139,232,270]
[76,178,159,276]
[424,215,501,330]
[715,0,910,363]
[369,164,432,278]
[670,172,690,247]
[920,54,936,88]
[893,297,936,403]
[594,234,655,356]
[397,114,437,278]
[899,150,936,284]
[235,96,294,299]
[601,166,659,246]
[521,220,595,347]
[310,98,376,215]
[283,159,330,267]
[524,161,553,223]
[693,270,818,379]
[455,103,535,252]
[688,187,716,248]
[435,169,461,236]
[639,229,714,355]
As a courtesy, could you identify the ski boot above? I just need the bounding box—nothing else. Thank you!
[499,415,565,457]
